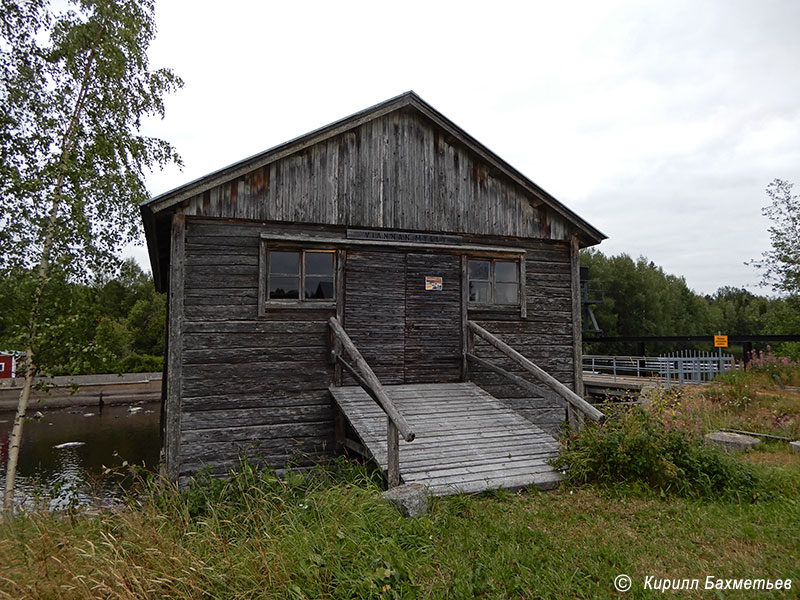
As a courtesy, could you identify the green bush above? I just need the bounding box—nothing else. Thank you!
[118,352,163,373]
[554,405,763,500]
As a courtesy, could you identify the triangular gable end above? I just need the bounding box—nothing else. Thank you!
[142,92,605,289]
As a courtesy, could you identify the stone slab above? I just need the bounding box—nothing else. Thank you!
[382,483,429,518]
[705,431,761,451]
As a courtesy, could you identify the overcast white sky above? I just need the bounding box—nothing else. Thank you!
[135,0,800,296]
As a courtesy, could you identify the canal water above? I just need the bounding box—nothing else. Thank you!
[0,402,160,511]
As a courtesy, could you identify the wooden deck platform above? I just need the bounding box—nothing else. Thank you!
[329,382,564,496]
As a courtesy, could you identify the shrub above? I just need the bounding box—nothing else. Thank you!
[118,352,163,373]
[554,405,762,500]
[747,348,800,386]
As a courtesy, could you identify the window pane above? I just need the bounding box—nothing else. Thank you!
[468,260,490,281]
[469,281,491,303]
[305,276,334,299]
[269,251,299,275]
[495,282,519,305]
[305,251,334,275]
[269,275,299,299]
[495,261,518,283]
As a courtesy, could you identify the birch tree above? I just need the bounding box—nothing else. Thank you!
[750,179,800,295]
[1,0,181,514]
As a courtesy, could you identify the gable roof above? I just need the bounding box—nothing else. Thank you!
[141,92,606,287]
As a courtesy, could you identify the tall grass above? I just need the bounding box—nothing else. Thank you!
[1,454,798,599]
[3,360,800,599]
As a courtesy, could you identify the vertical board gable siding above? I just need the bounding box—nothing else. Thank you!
[183,111,569,240]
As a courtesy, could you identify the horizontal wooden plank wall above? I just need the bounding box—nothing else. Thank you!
[404,253,462,383]
[468,240,573,434]
[178,219,336,483]
[181,110,571,242]
[343,250,406,384]
[174,217,576,480]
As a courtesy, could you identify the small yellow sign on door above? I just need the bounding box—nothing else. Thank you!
[425,276,443,291]
[714,335,728,348]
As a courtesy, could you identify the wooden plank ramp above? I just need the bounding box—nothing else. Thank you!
[329,382,564,496]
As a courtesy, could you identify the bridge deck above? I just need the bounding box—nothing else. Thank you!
[329,382,563,496]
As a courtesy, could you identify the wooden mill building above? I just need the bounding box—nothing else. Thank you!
[142,92,606,494]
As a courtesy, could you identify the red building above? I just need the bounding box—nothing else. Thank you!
[0,353,16,379]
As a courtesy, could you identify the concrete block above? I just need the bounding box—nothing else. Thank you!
[382,483,429,517]
[705,431,761,451]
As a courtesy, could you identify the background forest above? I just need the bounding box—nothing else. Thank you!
[0,259,165,376]
[0,250,796,376]
[581,248,800,359]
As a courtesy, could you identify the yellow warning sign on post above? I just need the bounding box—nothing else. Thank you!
[714,335,728,348]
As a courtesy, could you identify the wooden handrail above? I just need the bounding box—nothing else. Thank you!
[467,321,605,424]
[328,317,415,488]
[328,317,415,441]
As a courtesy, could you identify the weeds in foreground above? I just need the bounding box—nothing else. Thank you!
[699,367,800,439]
[747,348,800,386]
[554,404,773,501]
[1,455,799,599]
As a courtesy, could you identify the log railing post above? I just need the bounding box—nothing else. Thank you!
[328,316,414,488]
[387,420,400,488]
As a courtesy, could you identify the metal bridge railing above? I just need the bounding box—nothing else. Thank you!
[583,352,735,386]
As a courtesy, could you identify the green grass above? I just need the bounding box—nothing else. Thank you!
[3,367,799,599]
[1,458,798,599]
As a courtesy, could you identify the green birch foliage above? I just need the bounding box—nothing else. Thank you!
[0,259,165,374]
[0,0,182,278]
[750,179,800,296]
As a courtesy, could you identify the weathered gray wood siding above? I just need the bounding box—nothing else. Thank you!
[180,110,571,241]
[343,250,406,384]
[170,216,575,480]
[343,250,462,385]
[404,253,462,383]
[176,219,336,483]
[468,241,573,434]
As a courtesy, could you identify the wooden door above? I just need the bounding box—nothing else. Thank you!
[343,250,406,384]
[343,250,463,385]
[404,253,462,383]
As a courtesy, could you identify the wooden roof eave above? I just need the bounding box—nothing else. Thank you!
[405,97,606,247]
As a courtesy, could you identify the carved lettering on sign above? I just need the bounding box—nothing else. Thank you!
[347,229,462,245]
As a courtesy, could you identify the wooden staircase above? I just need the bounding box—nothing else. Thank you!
[330,382,564,496]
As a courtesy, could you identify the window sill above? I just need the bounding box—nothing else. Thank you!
[468,304,521,313]
[261,301,336,310]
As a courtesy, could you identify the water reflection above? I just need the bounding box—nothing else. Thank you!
[0,401,160,511]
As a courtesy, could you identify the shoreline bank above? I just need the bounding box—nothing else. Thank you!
[0,372,161,410]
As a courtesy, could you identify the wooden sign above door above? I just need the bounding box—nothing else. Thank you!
[347,229,462,245]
